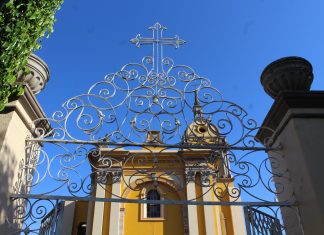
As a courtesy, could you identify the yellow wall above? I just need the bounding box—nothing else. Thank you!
[87,148,240,235]
[123,183,184,235]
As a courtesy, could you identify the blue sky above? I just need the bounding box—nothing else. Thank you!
[35,0,324,125]
[23,1,324,213]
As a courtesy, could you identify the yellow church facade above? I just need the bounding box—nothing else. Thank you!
[62,116,247,235]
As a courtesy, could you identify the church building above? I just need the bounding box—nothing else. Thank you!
[59,94,246,235]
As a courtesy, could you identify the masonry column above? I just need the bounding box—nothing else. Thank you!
[201,171,217,235]
[91,182,106,235]
[257,56,324,234]
[185,168,199,235]
[109,171,122,235]
[0,54,50,234]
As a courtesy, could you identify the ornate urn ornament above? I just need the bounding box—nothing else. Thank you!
[260,56,313,99]
[17,53,50,95]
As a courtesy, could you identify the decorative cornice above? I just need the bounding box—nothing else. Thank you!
[6,85,51,136]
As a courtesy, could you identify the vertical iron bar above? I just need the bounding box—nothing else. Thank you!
[244,206,252,235]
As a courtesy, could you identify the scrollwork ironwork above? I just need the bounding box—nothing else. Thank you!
[8,23,300,234]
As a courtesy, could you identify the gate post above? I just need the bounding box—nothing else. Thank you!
[0,54,50,234]
[257,56,324,234]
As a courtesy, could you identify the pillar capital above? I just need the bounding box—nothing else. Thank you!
[185,168,196,183]
[96,169,122,184]
[185,167,216,185]
[112,170,122,183]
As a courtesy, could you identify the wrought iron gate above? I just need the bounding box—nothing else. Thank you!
[7,23,302,235]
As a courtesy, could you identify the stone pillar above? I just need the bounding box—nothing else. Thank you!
[109,171,122,235]
[0,54,50,234]
[185,169,199,235]
[200,171,216,235]
[91,184,106,235]
[257,56,324,234]
[201,186,216,235]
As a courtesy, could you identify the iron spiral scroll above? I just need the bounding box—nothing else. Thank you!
[16,54,290,201]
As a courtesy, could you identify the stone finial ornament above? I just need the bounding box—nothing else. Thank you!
[260,56,313,99]
[17,53,50,95]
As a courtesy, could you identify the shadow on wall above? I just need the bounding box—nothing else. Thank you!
[0,142,18,233]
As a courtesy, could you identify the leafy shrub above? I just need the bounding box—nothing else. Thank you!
[0,0,63,110]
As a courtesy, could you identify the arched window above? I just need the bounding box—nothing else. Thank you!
[146,189,161,218]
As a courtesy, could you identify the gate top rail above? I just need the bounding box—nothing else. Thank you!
[26,138,281,151]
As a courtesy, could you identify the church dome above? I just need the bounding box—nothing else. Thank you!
[182,91,225,145]
[182,118,224,145]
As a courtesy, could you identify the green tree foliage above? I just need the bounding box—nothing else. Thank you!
[0,0,63,111]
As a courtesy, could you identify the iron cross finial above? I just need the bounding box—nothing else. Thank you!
[130,22,186,73]
[130,22,186,48]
